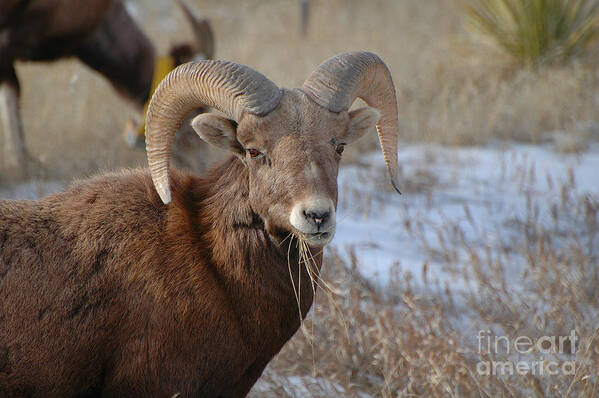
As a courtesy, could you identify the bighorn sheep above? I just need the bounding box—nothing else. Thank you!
[0,0,214,173]
[0,51,400,397]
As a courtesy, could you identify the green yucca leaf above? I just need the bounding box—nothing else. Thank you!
[465,0,599,67]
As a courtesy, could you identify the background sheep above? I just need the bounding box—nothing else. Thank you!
[0,0,214,175]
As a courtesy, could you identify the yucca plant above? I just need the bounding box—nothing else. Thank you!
[465,0,599,67]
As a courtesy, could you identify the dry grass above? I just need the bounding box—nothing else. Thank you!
[2,0,599,181]
[251,170,599,397]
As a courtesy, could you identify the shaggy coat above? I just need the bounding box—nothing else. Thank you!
[0,158,317,397]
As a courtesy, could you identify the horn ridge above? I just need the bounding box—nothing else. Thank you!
[145,60,281,204]
[301,51,401,194]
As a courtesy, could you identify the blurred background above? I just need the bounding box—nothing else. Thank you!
[1,0,599,396]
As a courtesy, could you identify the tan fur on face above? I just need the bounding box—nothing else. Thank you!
[190,89,380,245]
[233,89,346,239]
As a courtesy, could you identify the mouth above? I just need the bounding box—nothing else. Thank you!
[295,230,334,247]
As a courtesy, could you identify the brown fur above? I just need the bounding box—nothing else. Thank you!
[0,161,317,397]
[0,88,378,397]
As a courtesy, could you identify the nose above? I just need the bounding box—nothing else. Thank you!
[303,209,330,227]
[289,196,336,237]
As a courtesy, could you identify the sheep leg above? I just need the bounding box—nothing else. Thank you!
[0,75,26,170]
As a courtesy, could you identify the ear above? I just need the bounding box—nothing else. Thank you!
[339,106,381,144]
[191,113,244,156]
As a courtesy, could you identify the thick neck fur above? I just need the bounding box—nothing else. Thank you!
[167,157,320,349]
[0,158,323,395]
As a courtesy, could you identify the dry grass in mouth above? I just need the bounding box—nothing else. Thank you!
[282,231,354,374]
[285,233,343,324]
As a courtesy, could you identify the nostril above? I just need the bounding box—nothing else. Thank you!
[305,210,329,226]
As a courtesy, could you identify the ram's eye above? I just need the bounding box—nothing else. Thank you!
[335,144,345,155]
[247,149,261,158]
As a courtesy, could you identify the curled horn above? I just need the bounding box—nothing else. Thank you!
[176,0,215,59]
[145,60,282,204]
[301,51,401,194]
